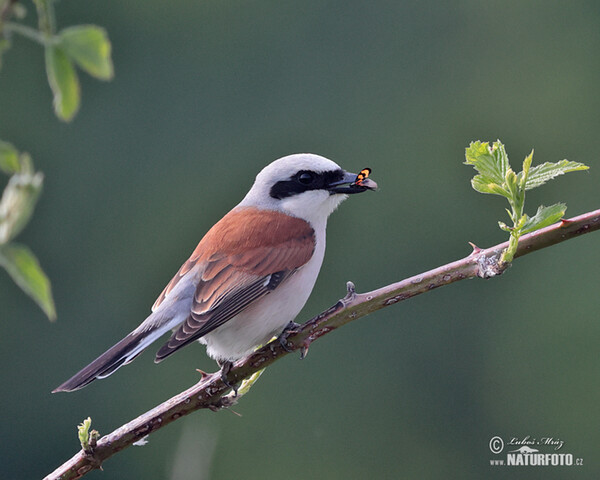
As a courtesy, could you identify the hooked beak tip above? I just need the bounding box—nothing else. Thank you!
[358,178,378,191]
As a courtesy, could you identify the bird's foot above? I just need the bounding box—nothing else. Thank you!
[278,321,303,354]
[217,360,238,396]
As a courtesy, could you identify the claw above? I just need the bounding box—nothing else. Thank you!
[218,360,238,396]
[278,321,302,354]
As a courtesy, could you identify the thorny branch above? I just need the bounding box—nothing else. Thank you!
[44,208,600,480]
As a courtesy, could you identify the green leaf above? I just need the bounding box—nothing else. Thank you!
[0,140,20,174]
[498,221,511,232]
[471,176,511,197]
[45,45,80,121]
[0,165,43,244]
[59,25,114,80]
[236,368,266,397]
[515,214,528,230]
[78,417,93,448]
[464,141,490,165]
[518,150,534,189]
[77,416,99,453]
[464,140,509,185]
[490,141,511,180]
[0,243,56,320]
[504,168,519,200]
[525,160,589,190]
[520,203,566,234]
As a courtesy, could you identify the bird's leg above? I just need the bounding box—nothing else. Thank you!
[217,360,238,396]
[277,321,302,353]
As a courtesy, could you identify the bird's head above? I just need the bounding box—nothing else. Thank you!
[240,153,377,225]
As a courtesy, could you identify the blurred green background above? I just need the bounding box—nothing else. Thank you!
[1,1,599,479]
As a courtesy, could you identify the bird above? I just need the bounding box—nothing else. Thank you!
[53,153,377,393]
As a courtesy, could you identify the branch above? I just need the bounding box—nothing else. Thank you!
[45,207,600,480]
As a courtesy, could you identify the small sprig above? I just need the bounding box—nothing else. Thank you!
[77,417,100,455]
[465,140,589,264]
[235,368,265,398]
[0,140,56,320]
[1,0,113,121]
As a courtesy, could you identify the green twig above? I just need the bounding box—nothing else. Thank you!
[464,140,589,265]
[3,21,50,45]
[33,0,55,36]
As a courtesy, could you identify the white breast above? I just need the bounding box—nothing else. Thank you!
[199,220,327,362]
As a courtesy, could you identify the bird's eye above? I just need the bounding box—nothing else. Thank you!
[298,172,315,185]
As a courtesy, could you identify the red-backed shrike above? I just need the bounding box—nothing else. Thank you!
[53,154,377,392]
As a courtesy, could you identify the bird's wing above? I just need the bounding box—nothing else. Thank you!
[154,207,315,361]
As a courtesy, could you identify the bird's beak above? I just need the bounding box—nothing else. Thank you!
[327,170,378,194]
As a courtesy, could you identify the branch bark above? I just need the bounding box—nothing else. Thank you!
[45,208,600,480]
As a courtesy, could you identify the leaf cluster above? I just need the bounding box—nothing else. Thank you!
[77,417,99,454]
[45,25,113,121]
[465,140,589,263]
[1,0,113,121]
[0,140,56,320]
[0,1,114,320]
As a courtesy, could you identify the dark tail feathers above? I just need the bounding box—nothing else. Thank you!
[52,331,147,393]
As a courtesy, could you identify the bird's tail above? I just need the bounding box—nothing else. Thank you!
[52,321,172,393]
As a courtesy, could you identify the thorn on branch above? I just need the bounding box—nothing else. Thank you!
[468,242,481,254]
[300,344,309,359]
